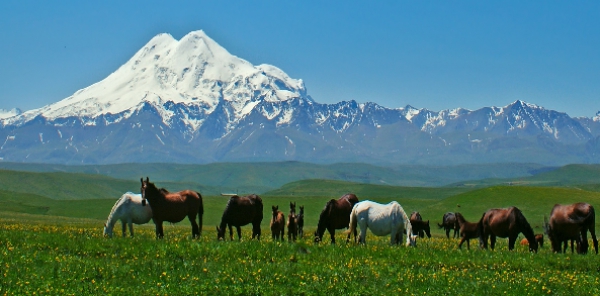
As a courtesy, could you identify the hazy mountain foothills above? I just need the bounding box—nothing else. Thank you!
[1,163,600,226]
[0,31,599,165]
[0,161,550,191]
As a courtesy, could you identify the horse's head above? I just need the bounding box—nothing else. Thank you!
[272,205,279,218]
[103,223,112,238]
[216,226,226,241]
[313,231,322,243]
[299,206,304,215]
[408,234,417,247]
[290,202,296,214]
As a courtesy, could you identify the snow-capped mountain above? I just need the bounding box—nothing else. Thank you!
[1,31,599,165]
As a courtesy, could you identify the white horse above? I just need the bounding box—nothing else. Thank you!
[349,200,416,246]
[103,192,153,237]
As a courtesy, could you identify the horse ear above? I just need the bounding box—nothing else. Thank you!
[146,176,149,182]
[140,177,143,183]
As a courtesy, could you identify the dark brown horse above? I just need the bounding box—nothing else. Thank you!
[140,177,203,239]
[270,205,285,240]
[438,212,460,239]
[544,202,598,254]
[455,213,480,250]
[217,194,263,241]
[287,202,298,241]
[410,212,431,238]
[479,207,538,252]
[297,205,305,238]
[314,193,359,244]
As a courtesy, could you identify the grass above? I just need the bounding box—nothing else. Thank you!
[1,214,599,295]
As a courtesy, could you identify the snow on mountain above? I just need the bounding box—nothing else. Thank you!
[3,30,307,132]
[0,30,599,165]
[0,108,22,119]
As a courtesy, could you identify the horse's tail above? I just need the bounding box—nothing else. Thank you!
[196,192,204,236]
[348,205,358,242]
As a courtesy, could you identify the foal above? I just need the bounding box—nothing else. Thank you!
[270,205,285,240]
[456,213,480,250]
[287,202,298,241]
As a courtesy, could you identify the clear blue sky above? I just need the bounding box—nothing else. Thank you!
[1,1,598,117]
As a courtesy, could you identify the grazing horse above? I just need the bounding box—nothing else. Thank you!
[140,177,203,239]
[217,194,263,241]
[438,212,460,239]
[270,205,285,241]
[287,203,298,242]
[410,220,432,238]
[349,200,416,246]
[520,234,544,248]
[297,206,305,238]
[544,202,598,254]
[455,213,480,250]
[410,212,427,238]
[314,193,359,244]
[479,207,538,252]
[103,192,153,237]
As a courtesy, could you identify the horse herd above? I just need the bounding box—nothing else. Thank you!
[103,178,598,254]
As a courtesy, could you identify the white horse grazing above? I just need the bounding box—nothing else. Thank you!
[349,200,416,246]
[103,192,153,237]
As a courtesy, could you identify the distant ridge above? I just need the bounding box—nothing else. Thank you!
[0,31,599,165]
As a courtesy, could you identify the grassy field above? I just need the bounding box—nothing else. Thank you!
[2,165,600,294]
[1,212,599,295]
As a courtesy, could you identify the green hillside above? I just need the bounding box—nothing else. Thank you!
[0,161,546,192]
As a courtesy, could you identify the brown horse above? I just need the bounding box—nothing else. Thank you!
[140,177,203,239]
[544,202,598,254]
[287,202,298,242]
[479,207,538,252]
[410,212,427,238]
[217,194,263,241]
[438,212,460,239]
[270,205,285,240]
[314,193,359,244]
[410,213,431,238]
[455,213,480,250]
[297,205,305,238]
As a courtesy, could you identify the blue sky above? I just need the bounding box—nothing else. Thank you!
[1,1,598,117]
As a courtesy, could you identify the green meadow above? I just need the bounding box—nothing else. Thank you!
[1,163,600,295]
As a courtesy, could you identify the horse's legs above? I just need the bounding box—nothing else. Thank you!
[508,236,516,251]
[236,226,242,240]
[128,220,134,237]
[458,236,466,249]
[155,221,164,239]
[490,235,497,250]
[328,227,336,244]
[445,227,450,239]
[121,220,127,237]
[188,214,200,238]
[228,224,234,241]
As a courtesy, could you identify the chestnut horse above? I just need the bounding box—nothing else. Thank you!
[270,205,285,240]
[287,202,298,242]
[544,202,598,254]
[455,213,480,250]
[479,207,538,252]
[217,194,263,241]
[314,193,359,244]
[140,177,203,239]
[410,212,431,238]
[438,212,460,239]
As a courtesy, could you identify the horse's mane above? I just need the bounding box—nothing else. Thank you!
[513,207,535,240]
[159,188,169,194]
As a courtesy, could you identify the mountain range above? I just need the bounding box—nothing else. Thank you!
[1,30,599,165]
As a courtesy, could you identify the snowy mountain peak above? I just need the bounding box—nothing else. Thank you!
[5,30,308,129]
